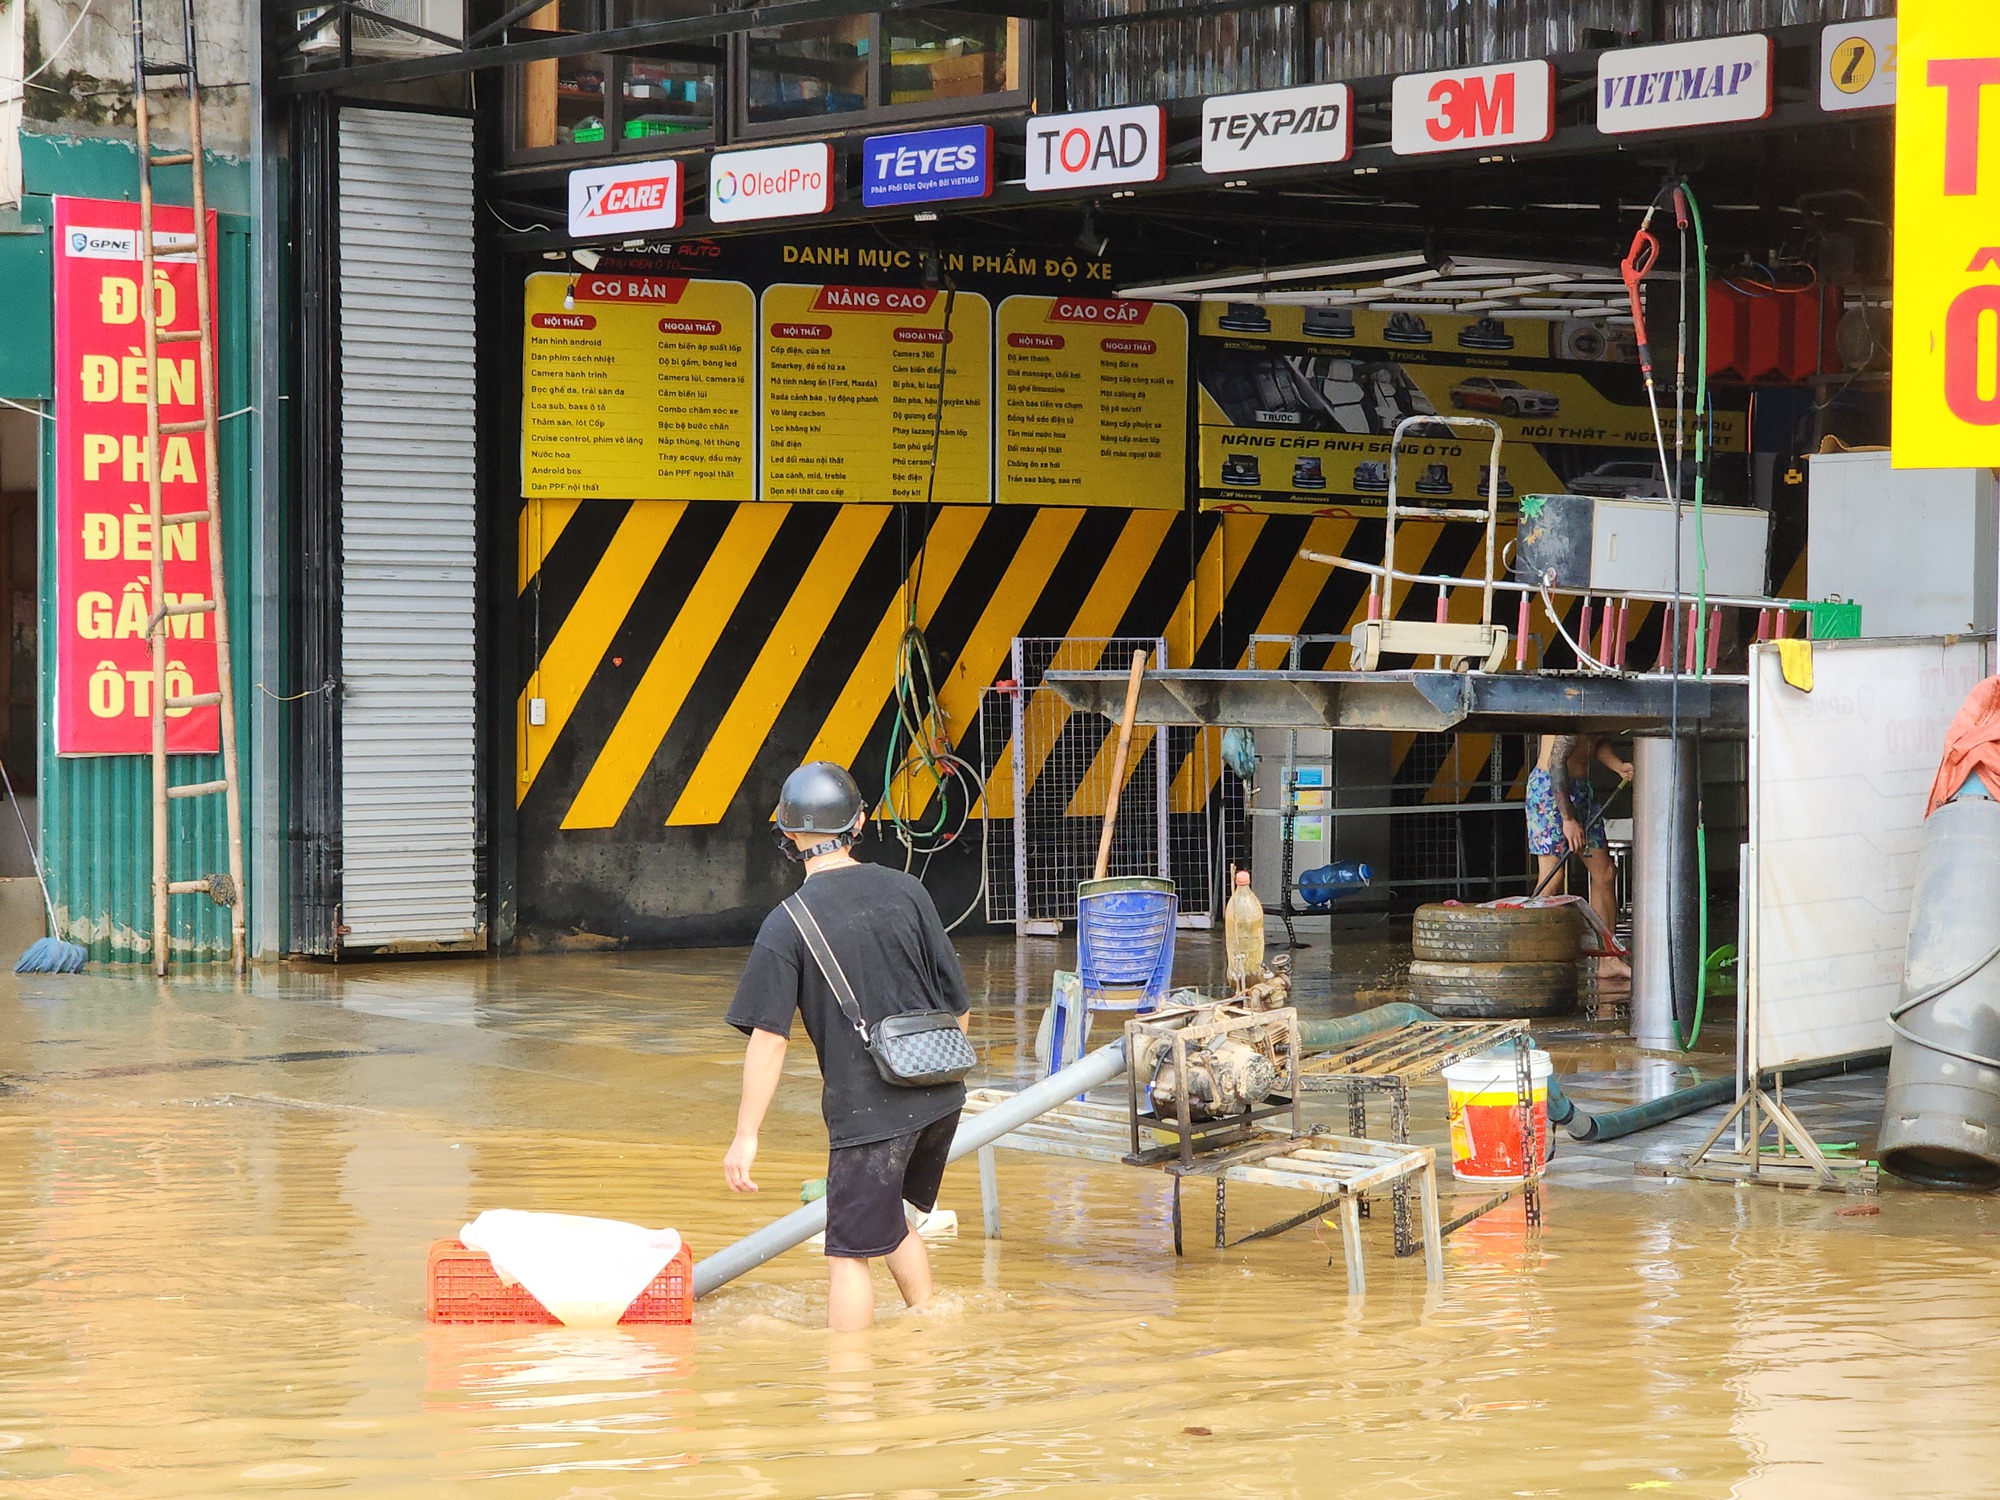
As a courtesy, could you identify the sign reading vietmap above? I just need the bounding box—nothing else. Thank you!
[521,271,755,500]
[995,295,1186,507]
[52,195,222,756]
[1596,34,1774,135]
[1892,1,2000,467]
[759,283,992,503]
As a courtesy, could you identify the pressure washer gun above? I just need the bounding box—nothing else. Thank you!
[1620,216,1661,379]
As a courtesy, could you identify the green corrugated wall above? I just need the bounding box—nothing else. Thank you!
[35,220,259,965]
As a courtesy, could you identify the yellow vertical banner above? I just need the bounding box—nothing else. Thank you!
[1893,4,2000,467]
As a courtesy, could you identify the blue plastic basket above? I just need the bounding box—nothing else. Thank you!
[1075,876,1178,1013]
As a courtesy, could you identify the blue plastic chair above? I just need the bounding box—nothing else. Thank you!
[1049,876,1177,1076]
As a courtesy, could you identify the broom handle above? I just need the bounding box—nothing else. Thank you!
[0,755,60,934]
[1094,651,1149,882]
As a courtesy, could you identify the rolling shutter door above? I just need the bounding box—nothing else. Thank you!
[336,108,481,948]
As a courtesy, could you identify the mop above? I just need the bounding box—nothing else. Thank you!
[1,756,87,974]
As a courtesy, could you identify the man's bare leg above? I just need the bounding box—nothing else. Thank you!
[1584,849,1630,980]
[827,1255,877,1332]
[883,1226,934,1310]
[1536,852,1567,898]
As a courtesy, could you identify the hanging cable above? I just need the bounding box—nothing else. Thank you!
[878,281,986,891]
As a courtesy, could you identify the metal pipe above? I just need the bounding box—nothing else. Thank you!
[1631,735,1700,1048]
[693,1036,1137,1298]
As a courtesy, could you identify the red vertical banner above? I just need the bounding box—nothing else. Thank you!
[52,196,221,755]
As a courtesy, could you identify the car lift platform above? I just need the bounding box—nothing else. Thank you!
[1043,667,1746,735]
[962,1088,1442,1294]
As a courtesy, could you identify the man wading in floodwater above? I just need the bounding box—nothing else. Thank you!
[724,761,974,1331]
[1529,733,1633,982]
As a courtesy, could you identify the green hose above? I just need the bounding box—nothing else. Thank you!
[1678,182,1711,1052]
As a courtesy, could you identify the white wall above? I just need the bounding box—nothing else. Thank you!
[1809,452,1997,637]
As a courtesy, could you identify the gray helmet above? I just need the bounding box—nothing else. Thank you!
[774,761,866,835]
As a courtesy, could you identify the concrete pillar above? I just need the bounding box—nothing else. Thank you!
[1630,735,1700,1048]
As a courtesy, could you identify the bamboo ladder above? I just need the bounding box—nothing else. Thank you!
[131,0,246,974]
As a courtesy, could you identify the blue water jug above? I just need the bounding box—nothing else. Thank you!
[1297,861,1371,910]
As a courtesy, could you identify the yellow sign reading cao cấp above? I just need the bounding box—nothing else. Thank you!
[995,294,1187,507]
[522,271,756,499]
[1893,3,2000,468]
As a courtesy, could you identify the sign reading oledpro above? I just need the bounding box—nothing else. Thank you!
[1026,106,1165,191]
[709,142,833,223]
[1892,2,2000,467]
[568,158,683,237]
[1202,84,1352,173]
[1391,61,1554,155]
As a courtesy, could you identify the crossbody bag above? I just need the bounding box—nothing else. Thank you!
[782,892,975,1089]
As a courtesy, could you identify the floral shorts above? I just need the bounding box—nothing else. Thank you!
[1526,769,1605,856]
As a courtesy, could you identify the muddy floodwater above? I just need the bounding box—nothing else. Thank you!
[4,932,2000,1497]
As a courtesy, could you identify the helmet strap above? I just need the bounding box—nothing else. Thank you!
[776,828,857,863]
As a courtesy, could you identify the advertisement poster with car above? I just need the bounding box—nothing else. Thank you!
[1194,302,1744,512]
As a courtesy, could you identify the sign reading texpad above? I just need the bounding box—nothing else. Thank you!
[1822,18,1898,112]
[1390,61,1554,155]
[1201,84,1352,173]
[1892,1,2000,467]
[1025,106,1166,191]
[568,159,683,237]
[861,125,993,208]
[1596,35,1774,134]
[708,142,833,224]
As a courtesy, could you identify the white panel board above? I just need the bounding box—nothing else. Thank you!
[337,108,482,948]
[1753,637,1990,1067]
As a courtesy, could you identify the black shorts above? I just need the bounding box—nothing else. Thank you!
[824,1110,960,1260]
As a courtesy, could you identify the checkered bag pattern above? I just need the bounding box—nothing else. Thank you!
[869,1011,977,1088]
[784,893,974,1088]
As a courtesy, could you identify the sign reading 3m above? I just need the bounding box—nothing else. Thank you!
[1893,1,2000,466]
[1391,60,1555,155]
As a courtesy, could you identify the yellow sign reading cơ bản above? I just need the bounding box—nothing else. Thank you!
[1893,3,2000,468]
[522,271,756,499]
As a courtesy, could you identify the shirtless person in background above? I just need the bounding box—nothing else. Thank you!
[1528,734,1633,981]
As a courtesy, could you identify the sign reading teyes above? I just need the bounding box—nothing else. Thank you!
[1892,1,2000,467]
[1201,84,1352,173]
[1390,61,1554,155]
[1025,106,1166,191]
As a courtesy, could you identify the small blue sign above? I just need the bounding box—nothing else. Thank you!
[860,125,994,209]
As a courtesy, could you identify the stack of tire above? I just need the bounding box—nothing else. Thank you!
[1407,904,1581,1018]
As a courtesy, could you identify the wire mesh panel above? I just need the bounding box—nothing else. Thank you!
[978,637,1214,932]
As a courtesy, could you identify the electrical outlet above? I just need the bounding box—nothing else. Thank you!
[529,697,547,726]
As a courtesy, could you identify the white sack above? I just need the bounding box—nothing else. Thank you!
[460,1209,682,1328]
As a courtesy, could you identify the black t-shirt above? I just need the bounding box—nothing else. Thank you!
[727,861,973,1149]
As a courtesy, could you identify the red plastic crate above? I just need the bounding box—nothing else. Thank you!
[426,1238,693,1324]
